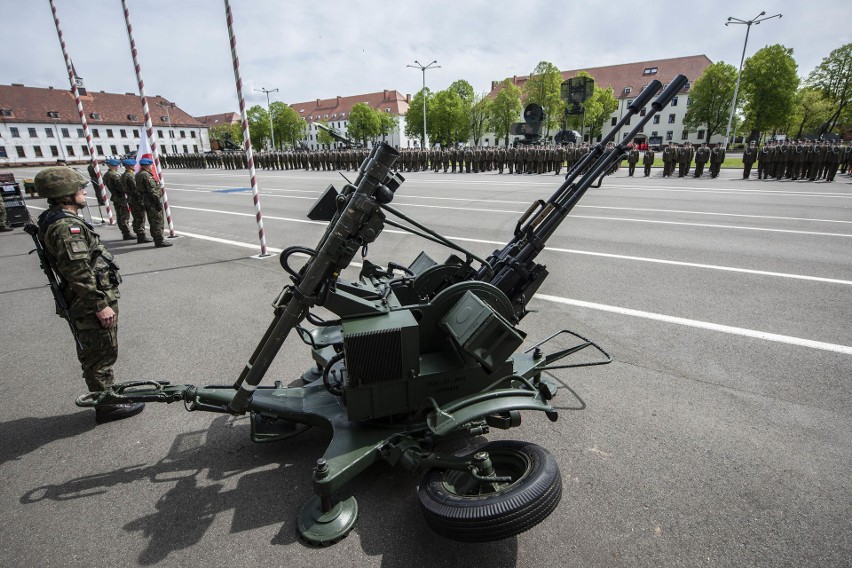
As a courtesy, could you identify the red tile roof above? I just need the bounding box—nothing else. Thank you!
[489,55,713,99]
[195,112,240,125]
[0,84,203,127]
[290,89,411,122]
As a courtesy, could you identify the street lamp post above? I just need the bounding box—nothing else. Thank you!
[407,60,440,148]
[255,87,278,150]
[156,101,176,153]
[723,11,782,149]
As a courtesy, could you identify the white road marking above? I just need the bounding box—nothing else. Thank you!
[535,294,852,355]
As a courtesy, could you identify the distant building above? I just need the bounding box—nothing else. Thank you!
[486,55,721,147]
[0,83,209,166]
[291,89,413,150]
[195,112,240,127]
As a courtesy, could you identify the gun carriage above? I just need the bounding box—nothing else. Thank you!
[70,75,688,545]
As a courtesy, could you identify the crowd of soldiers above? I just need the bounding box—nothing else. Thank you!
[740,139,849,182]
[157,141,851,182]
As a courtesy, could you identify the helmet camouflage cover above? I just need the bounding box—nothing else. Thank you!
[34,166,88,198]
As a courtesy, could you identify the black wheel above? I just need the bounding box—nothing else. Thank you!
[417,440,562,542]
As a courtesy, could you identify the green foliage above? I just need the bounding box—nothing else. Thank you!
[788,88,835,139]
[805,43,851,134]
[429,89,468,147]
[470,92,492,146]
[378,112,398,142]
[348,102,381,145]
[404,88,431,146]
[522,61,566,137]
[740,44,799,139]
[489,79,523,146]
[316,120,336,147]
[209,123,242,146]
[270,101,306,149]
[683,61,738,143]
[448,80,475,105]
[564,72,617,142]
[246,105,269,150]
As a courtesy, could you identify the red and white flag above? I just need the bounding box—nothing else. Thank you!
[135,129,160,182]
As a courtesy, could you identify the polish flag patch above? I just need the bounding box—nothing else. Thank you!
[69,226,81,235]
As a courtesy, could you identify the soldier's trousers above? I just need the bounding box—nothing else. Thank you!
[113,199,132,236]
[694,163,706,177]
[743,164,753,179]
[73,307,118,392]
[0,200,7,227]
[128,195,148,237]
[644,164,652,176]
[628,164,636,176]
[144,196,166,242]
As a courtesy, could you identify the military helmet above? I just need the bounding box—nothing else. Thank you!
[34,166,88,198]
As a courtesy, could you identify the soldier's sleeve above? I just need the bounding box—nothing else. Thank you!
[45,221,109,314]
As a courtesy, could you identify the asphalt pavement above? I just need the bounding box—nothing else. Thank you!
[0,163,850,567]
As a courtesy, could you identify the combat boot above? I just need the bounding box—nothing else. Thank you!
[95,402,145,424]
[122,233,135,240]
[137,235,153,244]
[154,240,173,248]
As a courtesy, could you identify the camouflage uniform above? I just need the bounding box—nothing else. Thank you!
[0,197,10,231]
[38,207,121,392]
[122,165,149,241]
[135,167,169,246]
[104,166,133,239]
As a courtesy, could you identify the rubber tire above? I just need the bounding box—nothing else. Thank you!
[417,440,562,542]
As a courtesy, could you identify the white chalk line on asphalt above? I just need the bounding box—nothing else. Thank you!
[535,294,852,356]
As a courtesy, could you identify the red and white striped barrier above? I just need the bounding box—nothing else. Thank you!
[121,0,176,238]
[224,0,269,257]
[48,0,114,226]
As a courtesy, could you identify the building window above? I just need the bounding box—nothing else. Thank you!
[697,129,705,139]
[190,131,196,139]
[180,130,185,138]
[169,131,175,139]
[160,116,168,122]
[651,131,658,137]
[0,147,7,158]
[1,109,13,117]
[665,131,673,141]
[45,128,55,138]
[643,67,658,75]
[34,146,44,157]
[16,146,26,158]
[625,116,631,125]
[81,146,89,156]
[92,129,100,138]
[626,99,634,106]
[640,107,646,116]
[668,114,676,124]
[119,129,126,137]
[77,128,84,137]
[653,115,660,124]
[157,130,163,138]
[127,114,138,121]
[610,117,617,126]
[110,145,118,155]
[10,127,19,137]
[624,87,632,94]
[47,111,60,118]
[106,129,114,138]
[96,145,103,155]
[28,128,37,137]
[182,145,188,153]
[61,128,70,138]
[193,145,198,153]
[66,145,75,156]
[671,97,678,107]
[124,145,131,153]
[90,112,101,120]
[133,130,139,137]
[50,146,59,157]
[681,130,689,140]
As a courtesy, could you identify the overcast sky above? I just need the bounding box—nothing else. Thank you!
[3,0,849,117]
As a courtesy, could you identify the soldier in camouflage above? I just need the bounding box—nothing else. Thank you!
[33,166,144,423]
[103,159,134,240]
[134,158,172,247]
[121,159,150,243]
[0,195,11,231]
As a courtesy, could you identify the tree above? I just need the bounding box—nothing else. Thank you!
[788,88,835,140]
[316,120,336,147]
[246,105,269,150]
[348,102,381,145]
[683,61,738,143]
[522,61,566,139]
[740,44,799,141]
[378,111,398,142]
[270,101,306,149]
[429,89,467,147]
[470,92,492,146]
[489,79,523,146]
[404,88,431,146]
[209,123,242,146]
[563,73,618,142]
[805,43,851,136]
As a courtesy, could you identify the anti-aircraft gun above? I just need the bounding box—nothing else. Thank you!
[315,122,362,148]
[76,75,688,545]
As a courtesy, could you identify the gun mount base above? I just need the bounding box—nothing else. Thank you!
[298,495,359,546]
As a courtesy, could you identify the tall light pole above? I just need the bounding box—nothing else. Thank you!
[723,11,782,149]
[156,100,176,152]
[407,60,440,148]
[255,87,278,150]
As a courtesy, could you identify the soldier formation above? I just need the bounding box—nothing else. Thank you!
[744,139,848,182]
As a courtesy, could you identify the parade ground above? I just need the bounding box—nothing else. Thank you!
[0,166,850,567]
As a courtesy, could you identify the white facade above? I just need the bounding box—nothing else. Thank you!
[0,120,211,166]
